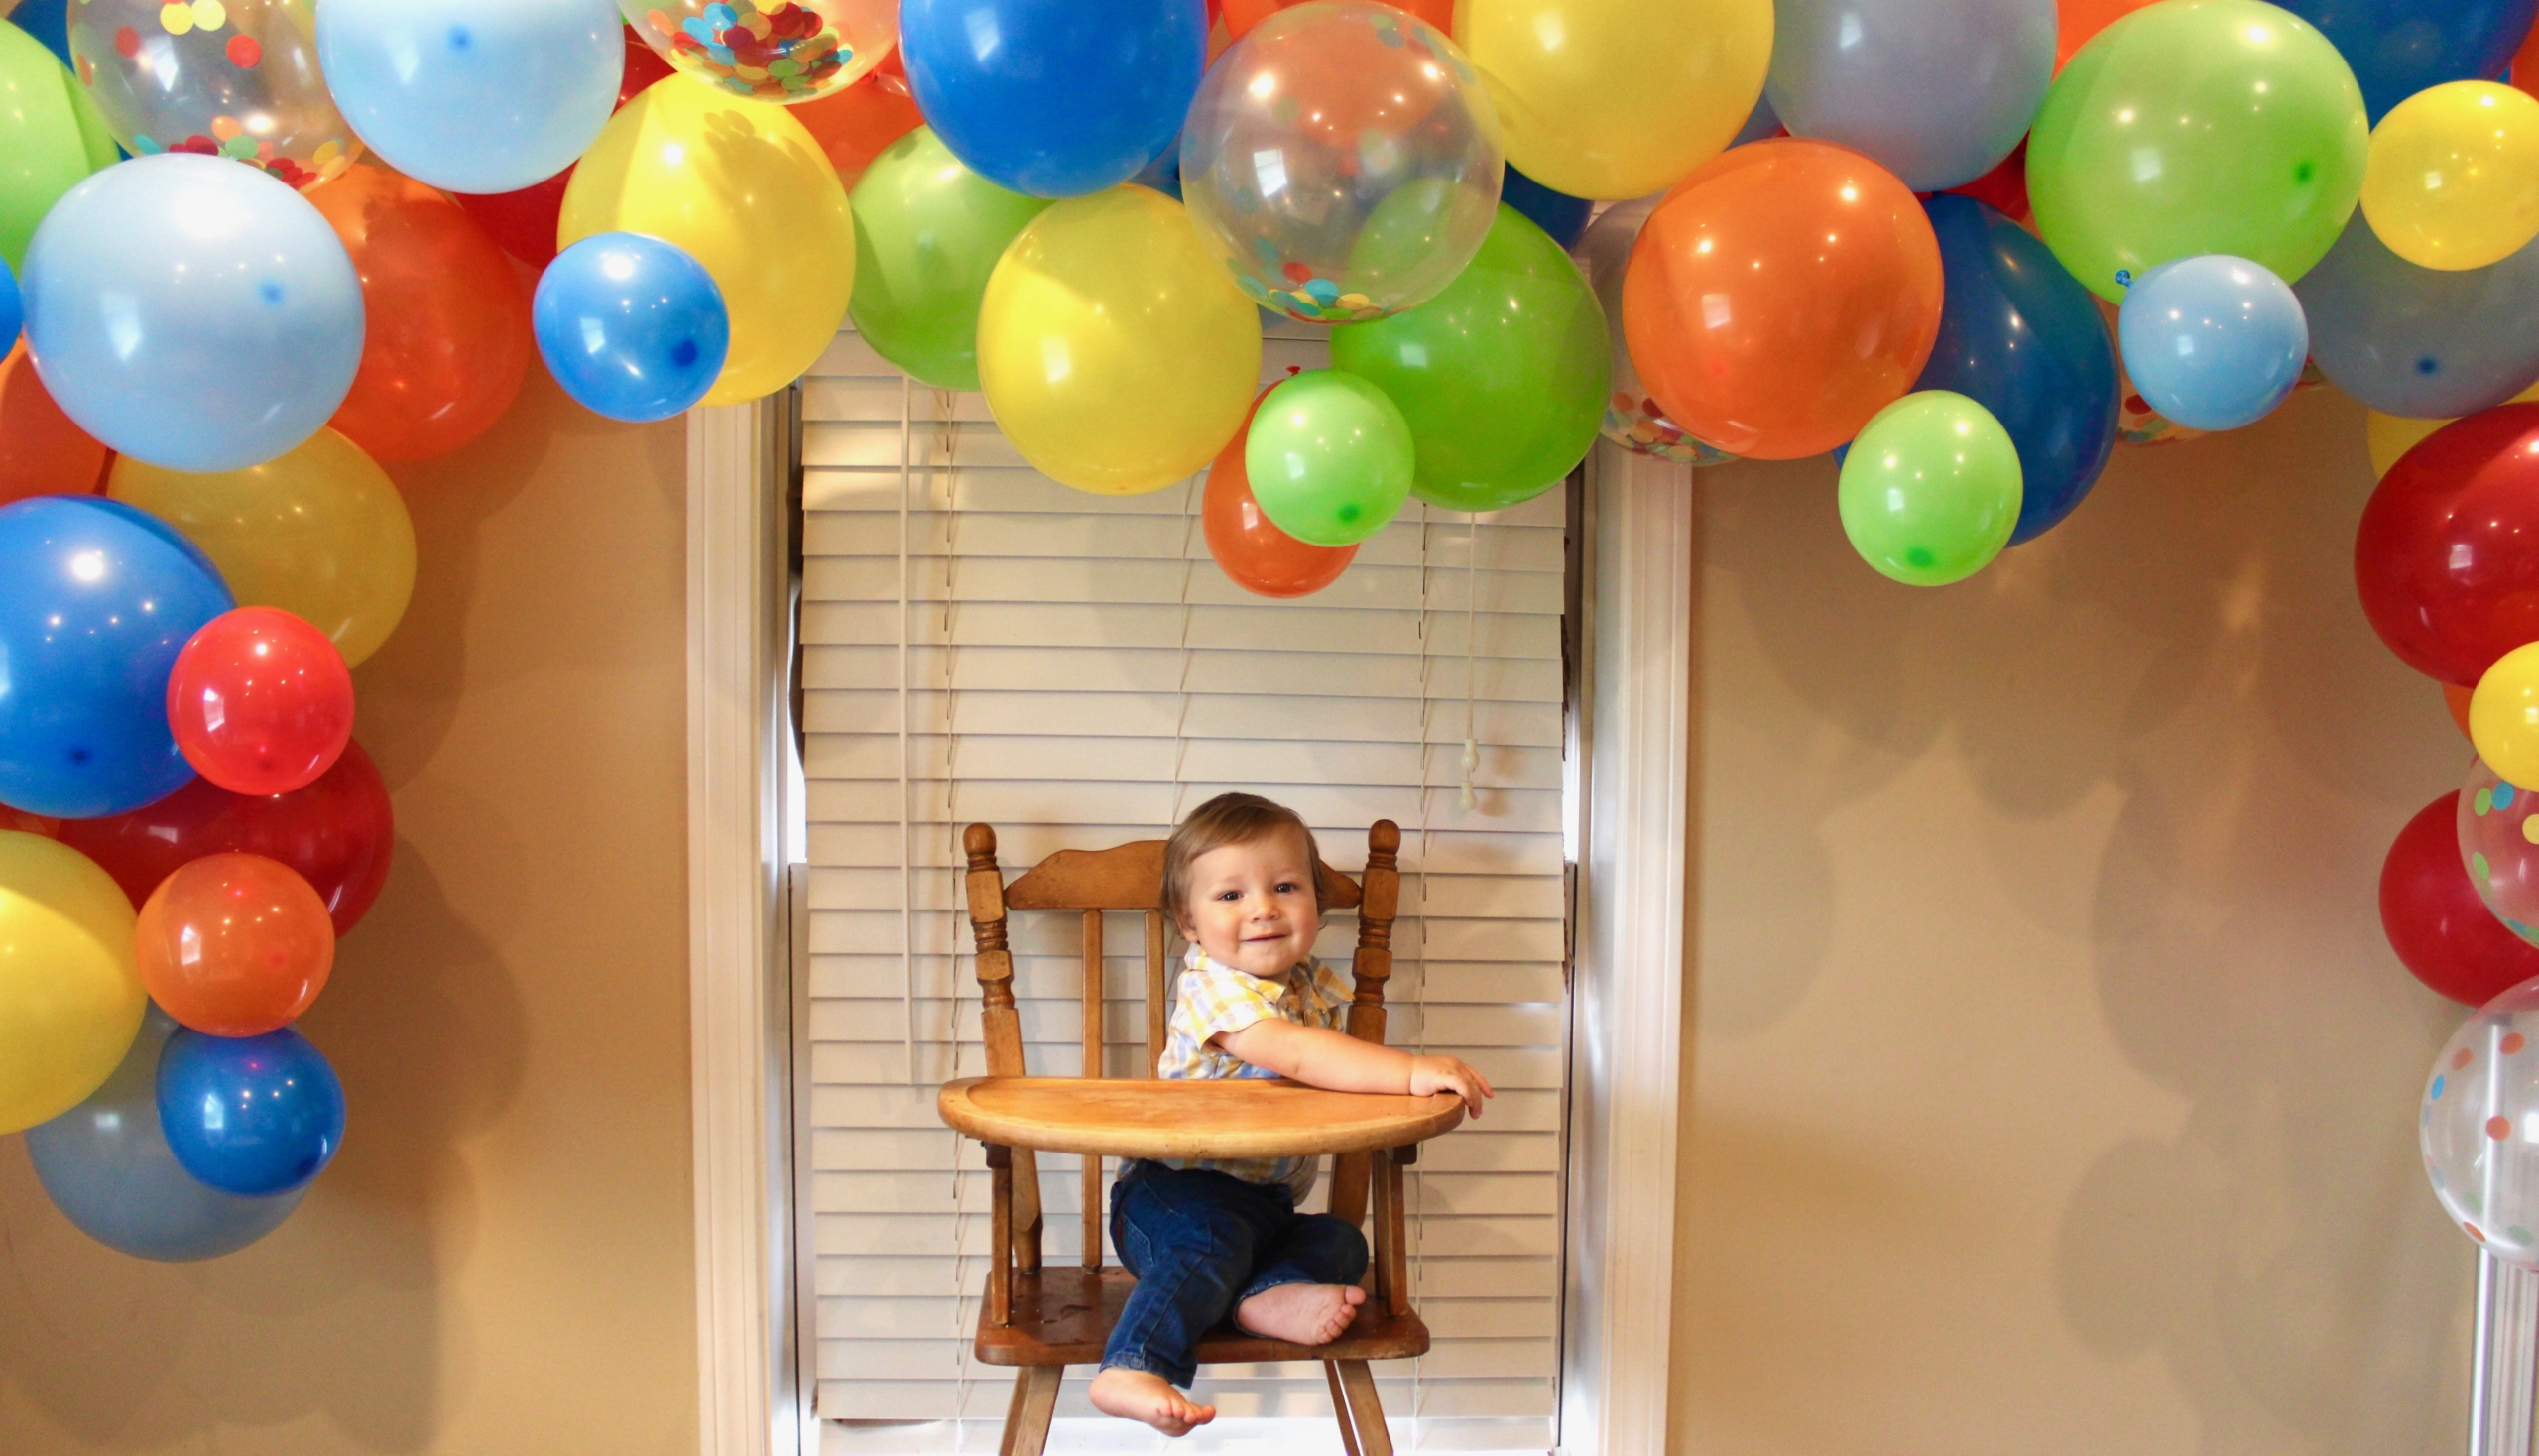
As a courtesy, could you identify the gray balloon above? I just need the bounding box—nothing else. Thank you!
[25,1006,306,1262]
[2297,212,2539,419]
[1765,0,2056,192]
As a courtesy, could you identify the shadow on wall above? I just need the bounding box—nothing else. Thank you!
[1688,385,2472,1453]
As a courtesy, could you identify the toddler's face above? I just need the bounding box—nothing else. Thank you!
[1178,831,1321,979]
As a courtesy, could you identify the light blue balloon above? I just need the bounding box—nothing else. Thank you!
[2118,255,2309,432]
[535,232,730,423]
[21,154,362,472]
[1730,90,1782,148]
[2295,211,2539,419]
[318,0,622,194]
[0,252,19,350]
[27,1007,306,1263]
[1765,0,2055,191]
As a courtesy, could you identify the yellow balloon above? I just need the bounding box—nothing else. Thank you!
[1454,0,1773,200]
[2475,643,2539,789]
[2365,382,2539,477]
[2361,81,2539,272]
[109,428,416,667]
[976,186,1262,495]
[560,75,854,407]
[0,831,142,1136]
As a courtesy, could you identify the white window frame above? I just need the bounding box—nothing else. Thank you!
[682,398,1693,1456]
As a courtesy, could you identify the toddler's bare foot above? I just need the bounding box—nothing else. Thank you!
[1090,1368,1216,1437]
[1236,1281,1367,1345]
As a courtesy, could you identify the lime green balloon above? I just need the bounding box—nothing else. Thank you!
[2027,0,2366,303]
[1837,391,2022,587]
[1245,370,1414,547]
[0,22,116,274]
[1330,204,1609,512]
[848,127,1052,391]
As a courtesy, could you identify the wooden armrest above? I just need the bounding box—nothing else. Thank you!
[939,1076,1463,1161]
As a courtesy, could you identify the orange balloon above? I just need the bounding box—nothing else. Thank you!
[135,852,335,1038]
[1203,384,1357,597]
[1224,0,1453,40]
[308,165,533,464]
[1623,139,1944,461]
[792,72,926,190]
[2449,681,2478,742]
[0,340,106,505]
[2057,0,2158,71]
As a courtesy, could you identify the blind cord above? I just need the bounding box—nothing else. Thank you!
[1462,512,1480,812]
[898,374,915,1088]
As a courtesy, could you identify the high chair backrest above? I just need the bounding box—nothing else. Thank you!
[960,821,1404,1264]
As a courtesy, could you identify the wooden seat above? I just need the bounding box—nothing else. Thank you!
[948,820,1437,1456]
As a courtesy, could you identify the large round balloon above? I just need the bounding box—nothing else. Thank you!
[0,339,107,505]
[2392,790,2539,1006]
[562,74,855,405]
[901,0,1204,198]
[110,429,416,667]
[847,127,1050,391]
[57,739,393,937]
[2422,978,2539,1266]
[1837,390,2023,586]
[26,1006,307,1261]
[1456,0,1771,200]
[2116,254,2309,432]
[1766,0,2055,192]
[2462,756,2539,945]
[158,1024,343,1196]
[447,31,677,268]
[2355,402,2539,686]
[2278,0,2539,124]
[138,853,334,1037]
[0,18,116,273]
[168,608,354,797]
[1915,195,2118,544]
[1181,2,1501,322]
[976,185,1261,494]
[2027,0,2367,302]
[68,0,357,187]
[22,154,363,472]
[2056,0,2157,69]
[0,253,18,350]
[790,62,925,188]
[1203,385,1357,598]
[1569,197,1737,466]
[1500,165,1592,252]
[536,232,732,423]
[1224,0,1453,37]
[0,831,141,1135]
[1331,204,1608,511]
[2360,81,2539,273]
[622,0,895,103]
[317,0,623,194]
[1623,139,1943,460]
[0,496,234,817]
[1244,369,1413,547]
[2298,212,2539,418]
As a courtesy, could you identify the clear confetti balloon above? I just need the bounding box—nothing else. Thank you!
[1569,195,1740,466]
[623,0,895,103]
[68,0,357,188]
[1180,0,1500,324]
[2423,977,2539,1267]
[2461,757,2539,947]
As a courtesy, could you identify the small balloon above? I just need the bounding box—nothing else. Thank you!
[2420,978,2539,1267]
[0,830,141,1135]
[847,127,1051,392]
[2355,402,2539,685]
[0,339,106,505]
[621,0,896,103]
[2279,0,2539,124]
[1243,370,1414,548]
[158,1024,343,1196]
[167,608,354,798]
[0,18,115,273]
[2460,758,2539,948]
[137,854,333,1038]
[1570,197,1738,466]
[2298,212,2539,419]
[68,0,357,188]
[2116,255,2308,432]
[2360,81,2539,273]
[448,31,678,269]
[1203,386,1358,598]
[1836,390,2023,586]
[2390,789,2539,1006]
[318,0,624,194]
[535,232,732,423]
[1766,0,2055,192]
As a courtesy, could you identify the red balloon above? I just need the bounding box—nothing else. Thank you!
[450,30,676,267]
[2383,790,2539,1006]
[2356,402,2539,687]
[169,608,355,797]
[57,741,393,938]
[137,853,335,1037]
[1203,386,1357,597]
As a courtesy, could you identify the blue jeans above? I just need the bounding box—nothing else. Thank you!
[1100,1160,1370,1387]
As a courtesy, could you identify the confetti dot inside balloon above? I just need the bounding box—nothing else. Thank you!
[226,34,259,64]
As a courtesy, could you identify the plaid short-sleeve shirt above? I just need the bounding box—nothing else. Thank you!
[1153,944,1352,1200]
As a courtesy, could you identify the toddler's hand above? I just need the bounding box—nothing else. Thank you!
[1410,1054,1493,1117]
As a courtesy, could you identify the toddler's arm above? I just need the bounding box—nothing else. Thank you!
[1216,1021,1493,1117]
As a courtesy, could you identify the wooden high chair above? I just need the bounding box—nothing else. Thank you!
[937,820,1463,1456]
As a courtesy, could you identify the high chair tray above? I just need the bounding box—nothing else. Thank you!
[937,1076,1465,1159]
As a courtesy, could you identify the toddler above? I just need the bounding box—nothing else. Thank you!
[1086,792,1494,1437]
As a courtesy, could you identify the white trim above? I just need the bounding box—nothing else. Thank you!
[1563,442,1696,1455]
[687,399,801,1456]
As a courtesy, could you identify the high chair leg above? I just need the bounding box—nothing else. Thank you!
[1324,1362,1366,1456]
[999,1366,1060,1456]
[1330,1359,1393,1456]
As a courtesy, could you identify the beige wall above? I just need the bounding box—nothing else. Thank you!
[1673,386,2475,1453]
[0,369,699,1456]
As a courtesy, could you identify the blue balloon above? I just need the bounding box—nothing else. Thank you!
[158,1026,345,1197]
[21,154,362,473]
[1765,0,2056,191]
[902,0,1206,198]
[535,232,731,423]
[2295,211,2539,418]
[1501,165,1592,251]
[317,0,622,194]
[1915,195,2119,544]
[28,1007,306,1261]
[0,252,19,352]
[2117,255,2310,433]
[0,496,231,817]
[2277,0,2539,122]
[9,0,71,70]
[1731,90,1783,148]
[1131,135,1184,201]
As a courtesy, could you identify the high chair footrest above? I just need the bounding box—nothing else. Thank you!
[938,1076,1464,1160]
[975,1268,1431,1367]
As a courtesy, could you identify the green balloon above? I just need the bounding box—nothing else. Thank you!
[1245,370,1414,547]
[1837,391,2022,587]
[1330,204,1609,513]
[0,22,116,274]
[2027,0,2366,303]
[848,127,1052,392]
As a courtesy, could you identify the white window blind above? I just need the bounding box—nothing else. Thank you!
[798,317,1572,1453]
